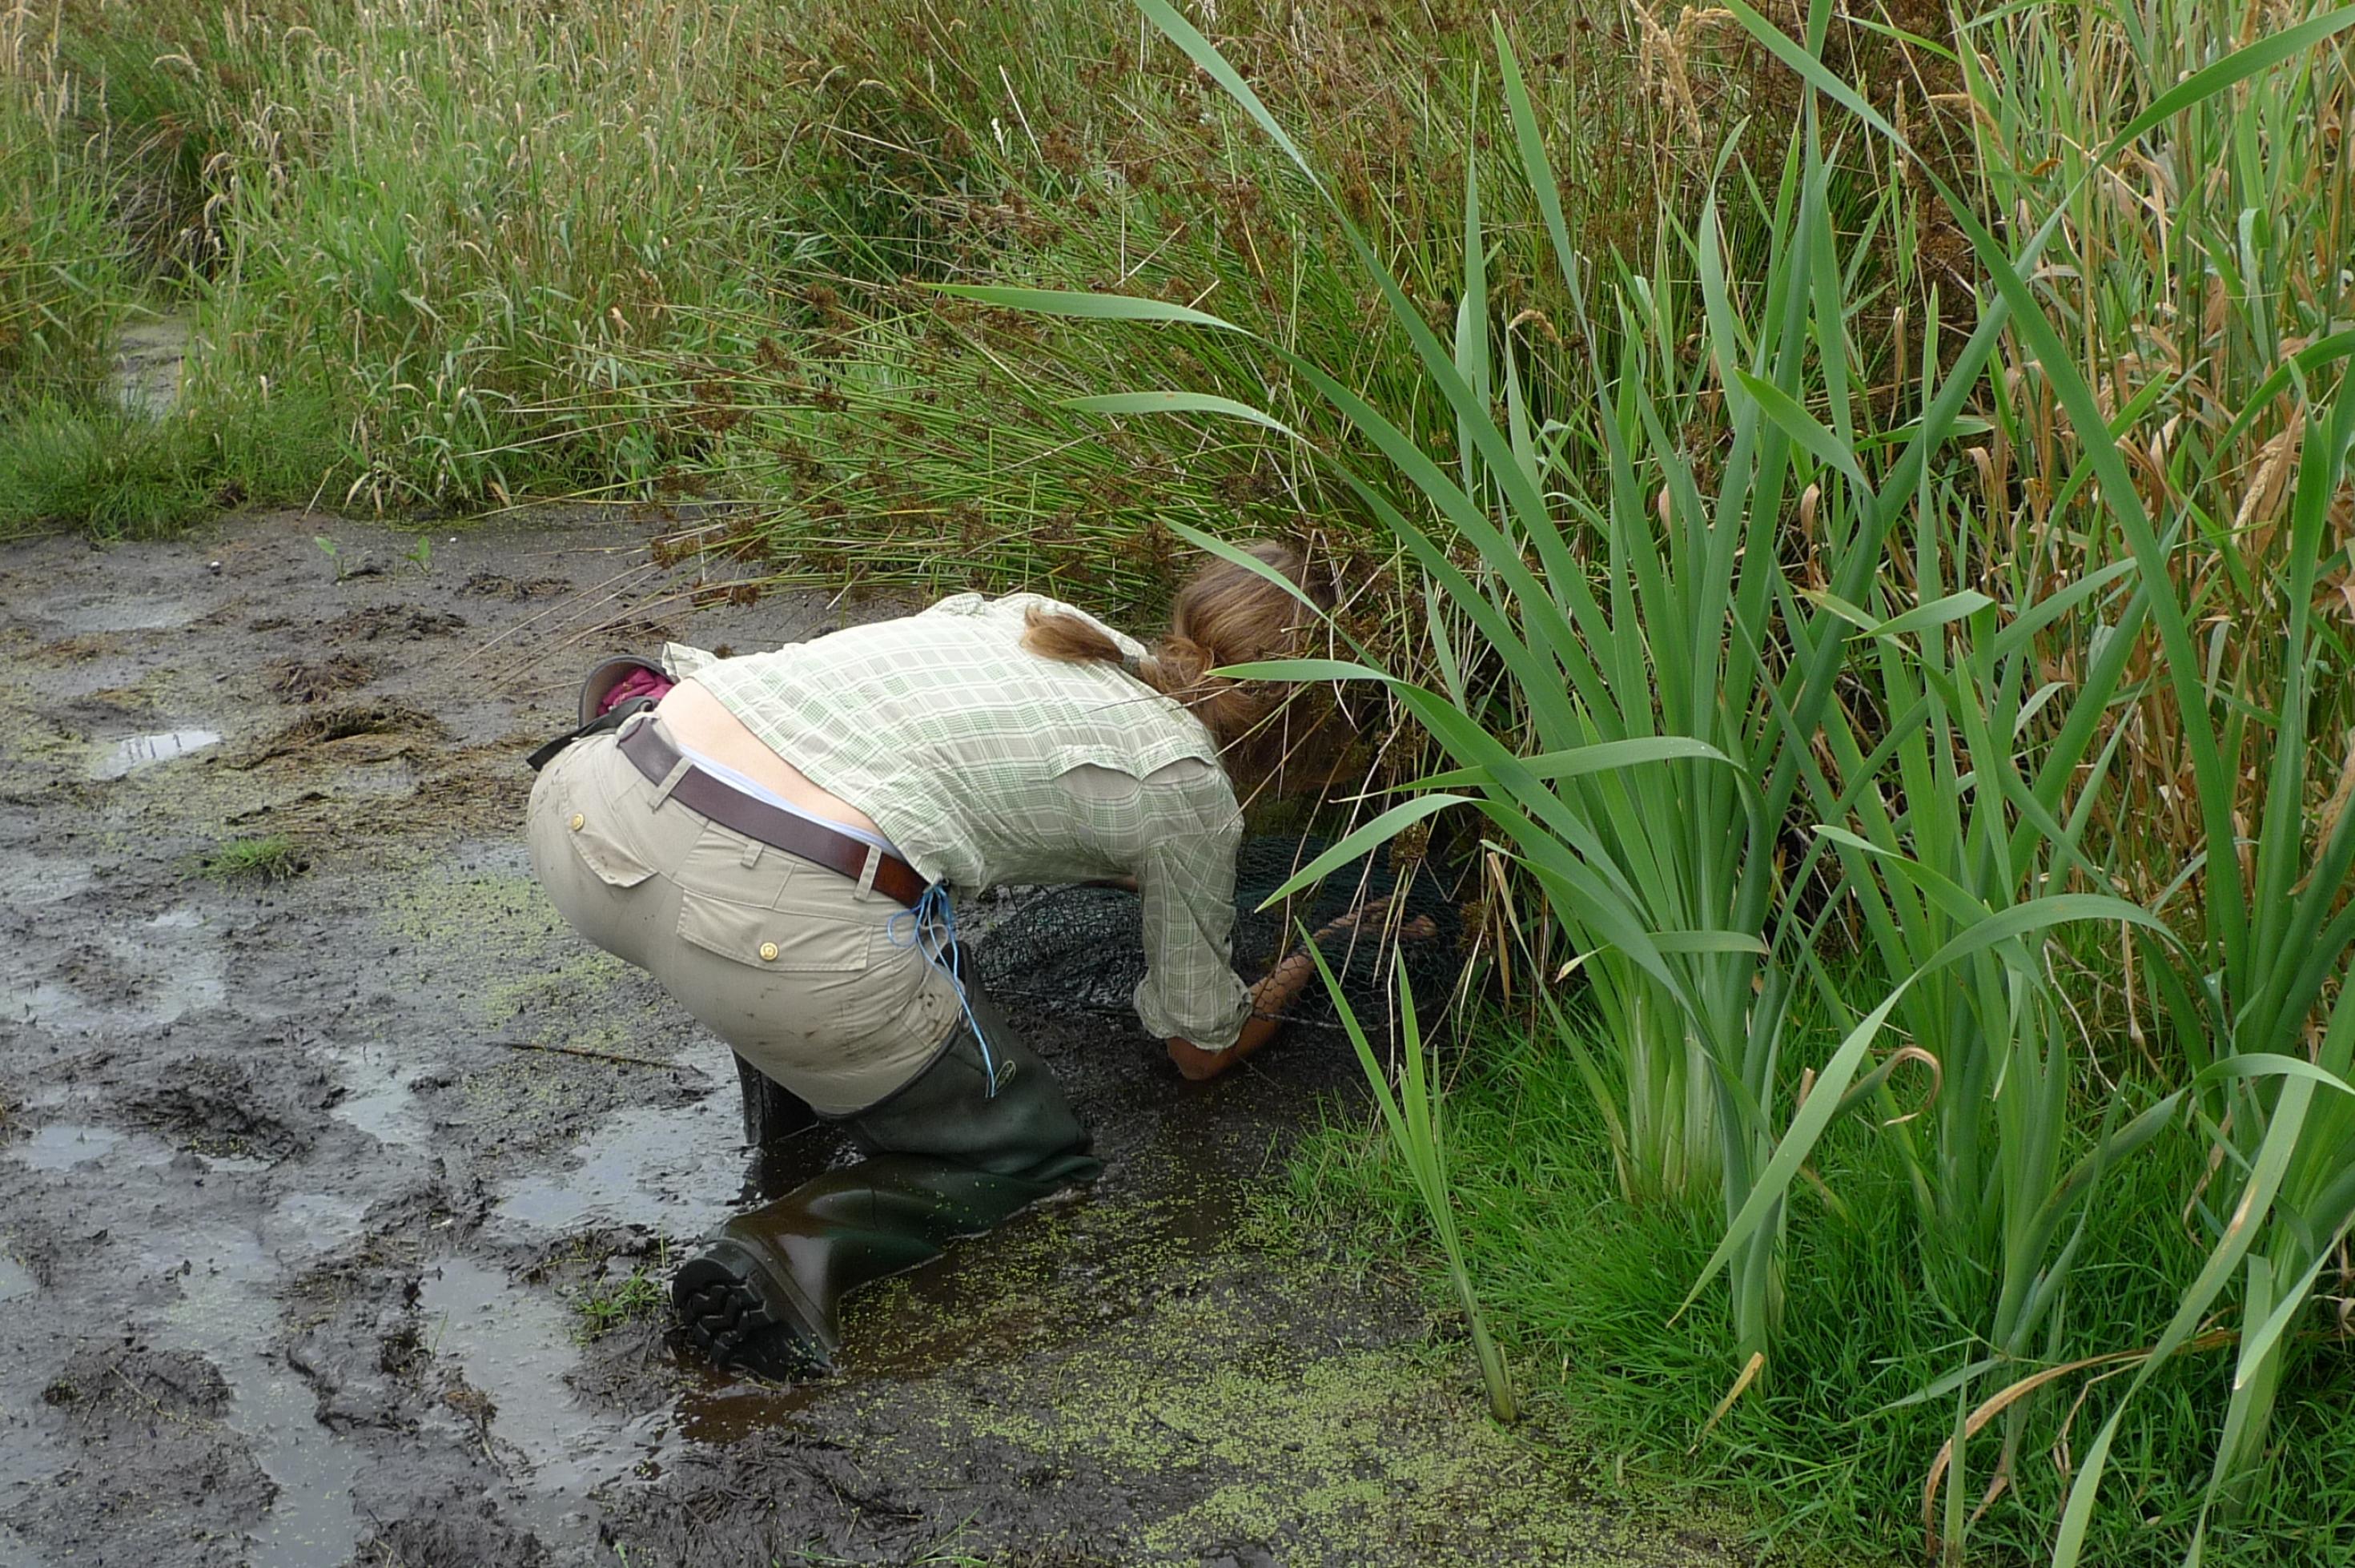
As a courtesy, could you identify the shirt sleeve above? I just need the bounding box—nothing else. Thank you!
[1131,812,1252,1050]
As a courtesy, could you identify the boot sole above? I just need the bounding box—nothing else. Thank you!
[672,1240,830,1380]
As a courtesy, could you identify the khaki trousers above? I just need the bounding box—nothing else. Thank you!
[525,724,962,1116]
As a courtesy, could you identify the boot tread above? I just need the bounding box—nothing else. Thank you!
[673,1247,826,1380]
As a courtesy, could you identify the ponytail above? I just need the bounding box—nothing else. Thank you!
[1020,605,1134,671]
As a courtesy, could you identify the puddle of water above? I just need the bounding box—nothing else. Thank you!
[264,1190,372,1256]
[324,1045,434,1150]
[147,1226,363,1568]
[801,1131,1247,1385]
[6,1124,175,1172]
[92,729,221,779]
[420,1256,680,1546]
[41,593,196,634]
[492,1091,744,1237]
[0,1256,36,1303]
[0,907,225,1035]
[11,1124,122,1170]
[674,1374,832,1440]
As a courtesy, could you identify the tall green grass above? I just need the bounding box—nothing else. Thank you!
[964,0,2355,1560]
[0,10,125,412]
[669,0,1675,613]
[1311,948,1517,1424]
[1947,3,2355,1550]
[0,6,184,537]
[177,0,780,509]
[6,0,802,528]
[8,0,1682,556]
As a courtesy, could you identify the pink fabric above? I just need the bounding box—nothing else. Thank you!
[601,667,674,715]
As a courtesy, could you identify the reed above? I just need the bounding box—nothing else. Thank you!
[0,4,130,412]
[960,0,2355,1560]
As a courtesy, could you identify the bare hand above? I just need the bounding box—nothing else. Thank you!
[1163,895,1439,1084]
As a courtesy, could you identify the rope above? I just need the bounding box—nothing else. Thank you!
[887,883,1000,1097]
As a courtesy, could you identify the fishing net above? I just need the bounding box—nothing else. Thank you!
[968,834,1472,1038]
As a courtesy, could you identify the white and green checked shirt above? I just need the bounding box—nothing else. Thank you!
[662,593,1252,1049]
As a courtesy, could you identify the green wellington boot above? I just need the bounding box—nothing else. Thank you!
[734,1052,818,1145]
[672,1154,1089,1375]
[674,1007,1099,1377]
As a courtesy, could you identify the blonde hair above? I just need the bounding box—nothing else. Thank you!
[1022,541,1326,753]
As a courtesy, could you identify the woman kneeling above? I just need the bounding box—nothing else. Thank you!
[524,542,1349,1376]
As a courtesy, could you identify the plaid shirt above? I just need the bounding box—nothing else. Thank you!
[663,593,1252,1049]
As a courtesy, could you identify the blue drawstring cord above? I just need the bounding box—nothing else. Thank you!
[886,882,999,1096]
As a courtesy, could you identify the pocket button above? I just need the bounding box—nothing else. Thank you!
[758,941,780,963]
[570,813,586,831]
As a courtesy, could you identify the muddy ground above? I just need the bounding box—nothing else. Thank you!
[0,511,1750,1567]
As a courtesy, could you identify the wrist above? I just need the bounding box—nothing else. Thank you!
[1264,949,1318,985]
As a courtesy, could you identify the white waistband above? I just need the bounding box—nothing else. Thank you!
[667,736,905,860]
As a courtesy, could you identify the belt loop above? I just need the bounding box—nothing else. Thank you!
[854,844,882,899]
[649,754,692,810]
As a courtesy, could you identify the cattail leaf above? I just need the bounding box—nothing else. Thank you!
[1251,794,1474,911]
[1064,391,1300,439]
[1404,736,1733,791]
[933,283,1244,333]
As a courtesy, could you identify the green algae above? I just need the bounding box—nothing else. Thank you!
[380,867,551,949]
[807,1156,1755,1568]
[480,952,636,1030]
[382,866,636,1021]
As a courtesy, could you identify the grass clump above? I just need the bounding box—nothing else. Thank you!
[571,1264,667,1342]
[195,834,306,883]
[1292,1025,2355,1568]
[0,399,203,538]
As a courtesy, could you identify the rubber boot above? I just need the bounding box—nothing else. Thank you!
[674,1007,1098,1377]
[671,1156,1084,1377]
[734,1052,819,1146]
[844,991,1097,1180]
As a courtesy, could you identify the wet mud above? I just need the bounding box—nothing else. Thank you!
[0,512,1753,1566]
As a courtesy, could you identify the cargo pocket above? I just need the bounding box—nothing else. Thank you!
[566,790,657,888]
[532,747,657,890]
[676,891,880,972]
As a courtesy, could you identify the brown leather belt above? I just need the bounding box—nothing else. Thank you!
[617,715,930,909]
